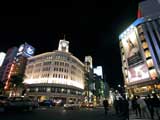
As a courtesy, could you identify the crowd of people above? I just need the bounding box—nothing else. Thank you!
[103,93,160,120]
[131,94,160,120]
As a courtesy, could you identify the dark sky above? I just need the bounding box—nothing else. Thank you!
[0,0,140,89]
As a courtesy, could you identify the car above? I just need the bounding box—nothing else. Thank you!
[64,102,80,110]
[0,95,8,112]
[39,100,54,107]
[6,96,35,111]
[80,102,88,108]
[80,102,94,108]
[87,103,94,108]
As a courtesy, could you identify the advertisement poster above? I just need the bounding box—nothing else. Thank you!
[121,28,143,67]
[128,64,150,83]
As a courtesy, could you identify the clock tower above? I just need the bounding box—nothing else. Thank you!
[58,39,69,52]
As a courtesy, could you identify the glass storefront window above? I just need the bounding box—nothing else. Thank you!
[146,59,154,68]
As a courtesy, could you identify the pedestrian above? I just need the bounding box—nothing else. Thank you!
[152,93,160,120]
[145,95,154,119]
[114,98,120,114]
[137,96,150,119]
[103,99,109,115]
[118,97,129,120]
[131,95,139,116]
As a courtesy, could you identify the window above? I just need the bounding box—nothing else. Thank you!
[142,42,148,49]
[146,59,154,68]
[149,69,157,79]
[144,50,151,58]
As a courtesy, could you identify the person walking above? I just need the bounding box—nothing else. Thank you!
[137,96,150,119]
[103,99,109,115]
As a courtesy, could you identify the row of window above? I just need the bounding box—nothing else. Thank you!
[55,61,69,67]
[53,67,69,73]
[137,25,158,79]
[30,71,83,80]
[53,74,68,79]
[28,87,82,95]
[137,25,154,69]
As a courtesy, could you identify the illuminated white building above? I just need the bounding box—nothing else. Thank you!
[24,39,85,104]
[0,52,6,67]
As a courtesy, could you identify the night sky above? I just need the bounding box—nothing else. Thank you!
[0,1,140,89]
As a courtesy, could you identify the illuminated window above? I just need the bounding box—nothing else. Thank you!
[146,59,154,68]
[149,69,157,79]
[139,34,145,41]
[145,50,151,58]
[142,42,148,49]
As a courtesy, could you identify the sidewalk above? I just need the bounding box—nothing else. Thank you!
[129,113,150,120]
[129,112,159,120]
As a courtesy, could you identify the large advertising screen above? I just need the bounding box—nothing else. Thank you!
[128,64,150,83]
[121,28,143,67]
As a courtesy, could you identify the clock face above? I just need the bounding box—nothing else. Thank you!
[62,42,67,47]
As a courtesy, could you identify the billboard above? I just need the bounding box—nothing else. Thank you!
[128,64,150,83]
[17,43,35,57]
[121,27,143,67]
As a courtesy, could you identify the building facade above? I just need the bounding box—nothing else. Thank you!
[0,52,6,67]
[24,39,85,104]
[0,47,18,90]
[119,6,160,96]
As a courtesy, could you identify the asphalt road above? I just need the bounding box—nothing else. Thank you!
[0,107,122,120]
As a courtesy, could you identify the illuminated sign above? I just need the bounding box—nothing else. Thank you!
[24,44,34,56]
[128,64,150,83]
[17,43,35,57]
[121,27,143,67]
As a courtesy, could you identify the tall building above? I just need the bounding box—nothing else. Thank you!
[84,56,94,103]
[119,0,160,96]
[85,56,93,72]
[93,74,105,105]
[0,52,6,67]
[138,0,160,18]
[24,39,85,104]
[0,47,18,90]
[93,66,103,79]
[0,43,35,93]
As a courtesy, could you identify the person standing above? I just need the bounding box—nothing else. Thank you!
[145,95,154,119]
[152,94,160,120]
